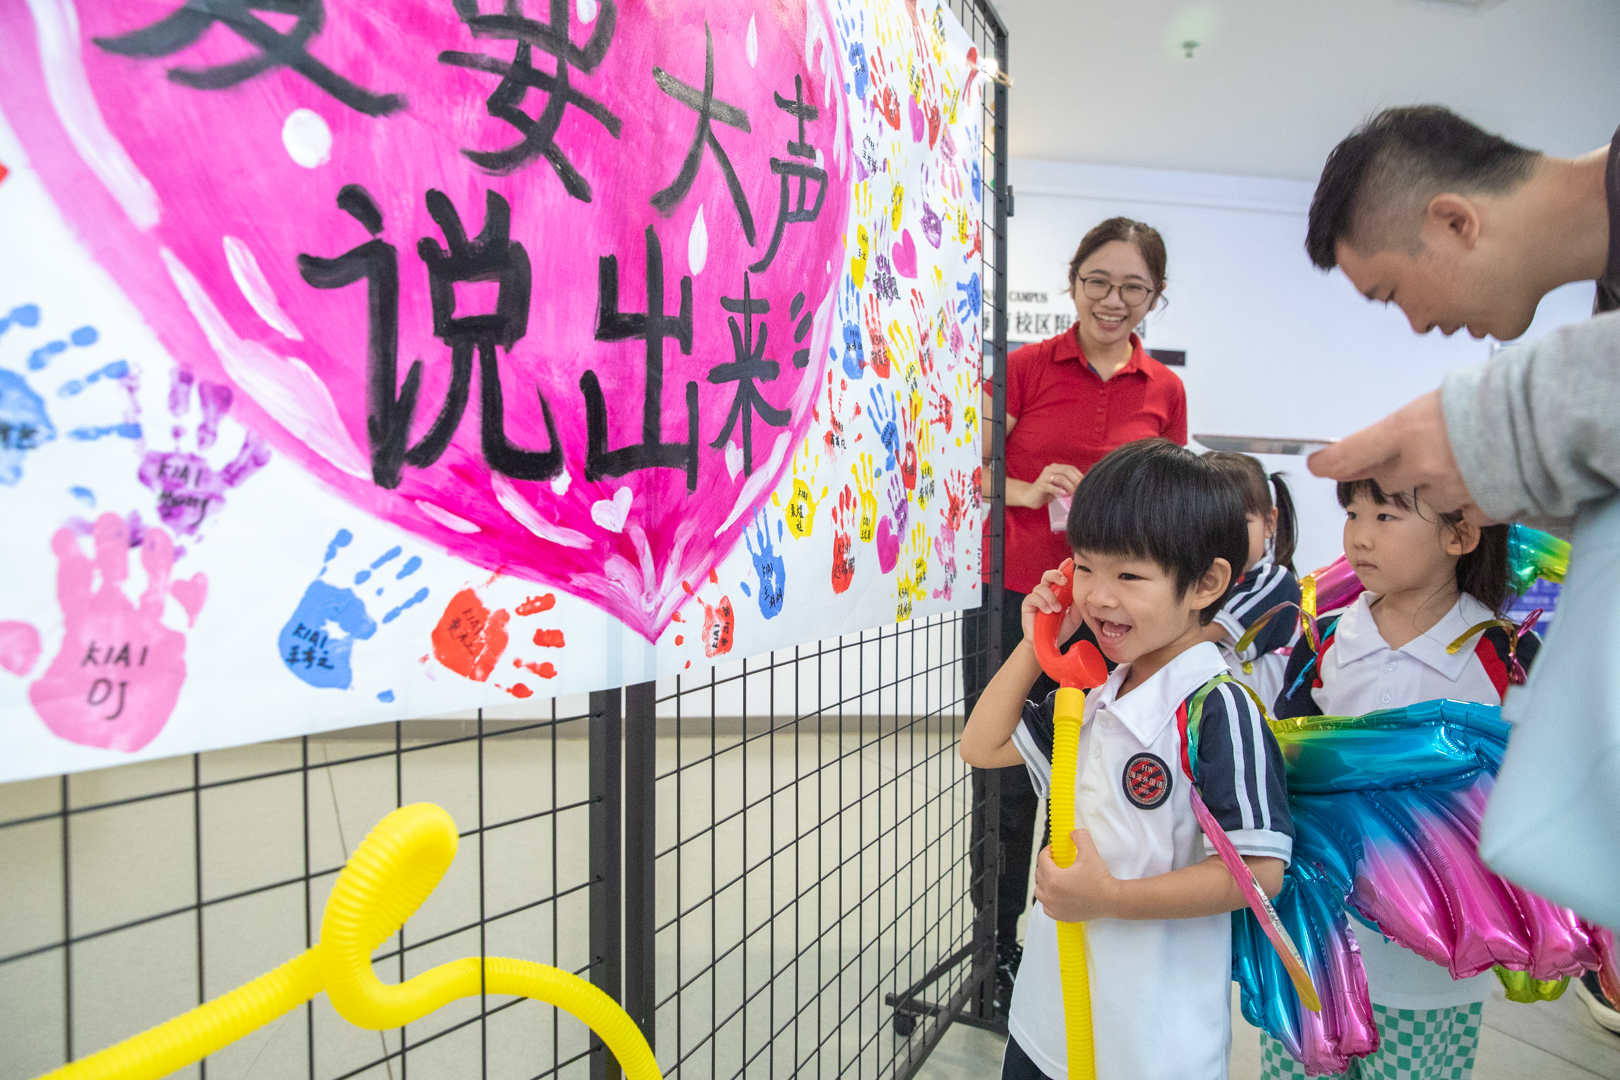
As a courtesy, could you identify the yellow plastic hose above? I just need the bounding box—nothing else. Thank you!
[38,804,660,1080]
[1048,686,1096,1080]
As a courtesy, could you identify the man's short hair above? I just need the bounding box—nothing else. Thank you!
[1066,440,1248,625]
[1306,106,1540,270]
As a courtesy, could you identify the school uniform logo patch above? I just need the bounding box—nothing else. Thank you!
[1123,752,1172,809]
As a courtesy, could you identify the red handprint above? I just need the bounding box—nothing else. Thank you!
[680,576,734,658]
[830,487,857,595]
[864,295,892,379]
[944,469,971,532]
[821,371,850,456]
[30,513,205,751]
[908,289,935,376]
[899,406,919,491]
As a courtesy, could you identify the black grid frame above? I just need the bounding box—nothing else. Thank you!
[0,1,1008,1076]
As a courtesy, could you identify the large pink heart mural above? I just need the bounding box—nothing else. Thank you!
[0,0,850,641]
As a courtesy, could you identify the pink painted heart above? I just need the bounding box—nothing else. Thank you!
[891,230,919,280]
[1,0,851,641]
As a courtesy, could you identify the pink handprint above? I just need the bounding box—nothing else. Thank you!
[29,513,205,751]
[875,474,908,574]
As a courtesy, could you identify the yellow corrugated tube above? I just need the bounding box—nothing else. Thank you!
[1048,685,1095,1080]
[37,803,660,1080]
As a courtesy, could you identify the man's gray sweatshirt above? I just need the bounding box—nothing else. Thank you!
[1442,310,1620,535]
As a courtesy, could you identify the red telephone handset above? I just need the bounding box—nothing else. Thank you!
[1031,558,1108,691]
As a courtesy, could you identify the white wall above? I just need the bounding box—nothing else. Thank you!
[1005,158,1597,574]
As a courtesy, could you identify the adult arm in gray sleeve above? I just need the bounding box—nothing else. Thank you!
[1441,310,1620,532]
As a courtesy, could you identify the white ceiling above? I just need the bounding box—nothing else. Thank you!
[994,0,1620,181]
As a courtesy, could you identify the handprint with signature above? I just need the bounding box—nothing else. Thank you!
[30,513,206,751]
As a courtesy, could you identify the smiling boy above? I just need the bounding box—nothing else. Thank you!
[961,439,1294,1080]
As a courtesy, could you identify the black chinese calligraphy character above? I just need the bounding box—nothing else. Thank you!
[710,273,790,477]
[650,23,755,245]
[94,0,405,116]
[418,187,563,483]
[788,291,812,368]
[584,225,699,491]
[298,185,415,488]
[439,0,622,199]
[299,185,561,489]
[750,74,827,274]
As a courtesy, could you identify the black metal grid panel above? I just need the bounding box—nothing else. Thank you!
[0,703,610,1080]
[639,614,973,1080]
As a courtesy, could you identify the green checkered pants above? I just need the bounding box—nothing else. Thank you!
[1259,1001,1484,1079]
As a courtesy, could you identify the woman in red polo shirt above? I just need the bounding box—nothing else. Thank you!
[966,216,1185,1015]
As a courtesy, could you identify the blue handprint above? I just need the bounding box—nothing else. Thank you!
[838,276,866,380]
[0,304,41,338]
[28,324,99,370]
[278,530,430,690]
[956,273,982,324]
[2,305,139,450]
[848,41,868,100]
[0,369,55,485]
[740,510,786,620]
[868,387,901,471]
[971,158,982,202]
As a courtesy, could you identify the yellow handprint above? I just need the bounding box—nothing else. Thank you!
[956,206,970,244]
[890,183,905,231]
[903,358,924,425]
[908,522,932,600]
[774,439,828,539]
[853,452,878,543]
[896,566,914,621]
[852,224,870,289]
[916,422,937,512]
[961,373,979,445]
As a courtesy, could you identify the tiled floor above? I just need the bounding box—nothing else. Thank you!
[916,980,1620,1079]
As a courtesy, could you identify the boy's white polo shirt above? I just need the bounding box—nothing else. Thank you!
[1313,592,1501,1010]
[1008,641,1289,1080]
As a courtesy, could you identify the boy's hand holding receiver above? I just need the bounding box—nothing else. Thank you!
[1022,566,1086,646]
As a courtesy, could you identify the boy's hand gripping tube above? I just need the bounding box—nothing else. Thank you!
[1030,559,1110,1080]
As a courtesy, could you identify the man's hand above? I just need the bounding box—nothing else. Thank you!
[1033,829,1117,922]
[1308,390,1494,525]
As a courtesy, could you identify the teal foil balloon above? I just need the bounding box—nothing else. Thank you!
[1507,524,1570,597]
[1235,701,1613,1074]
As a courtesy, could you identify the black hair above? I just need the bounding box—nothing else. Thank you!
[1201,452,1298,574]
[1306,106,1540,270]
[1335,478,1510,614]
[1066,439,1248,625]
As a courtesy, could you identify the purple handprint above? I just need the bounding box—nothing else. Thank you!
[875,474,908,575]
[138,368,270,537]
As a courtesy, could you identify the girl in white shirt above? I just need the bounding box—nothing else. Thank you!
[1202,453,1301,706]
[1267,478,1540,1080]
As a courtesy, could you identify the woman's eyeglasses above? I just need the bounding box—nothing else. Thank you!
[1076,276,1155,307]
